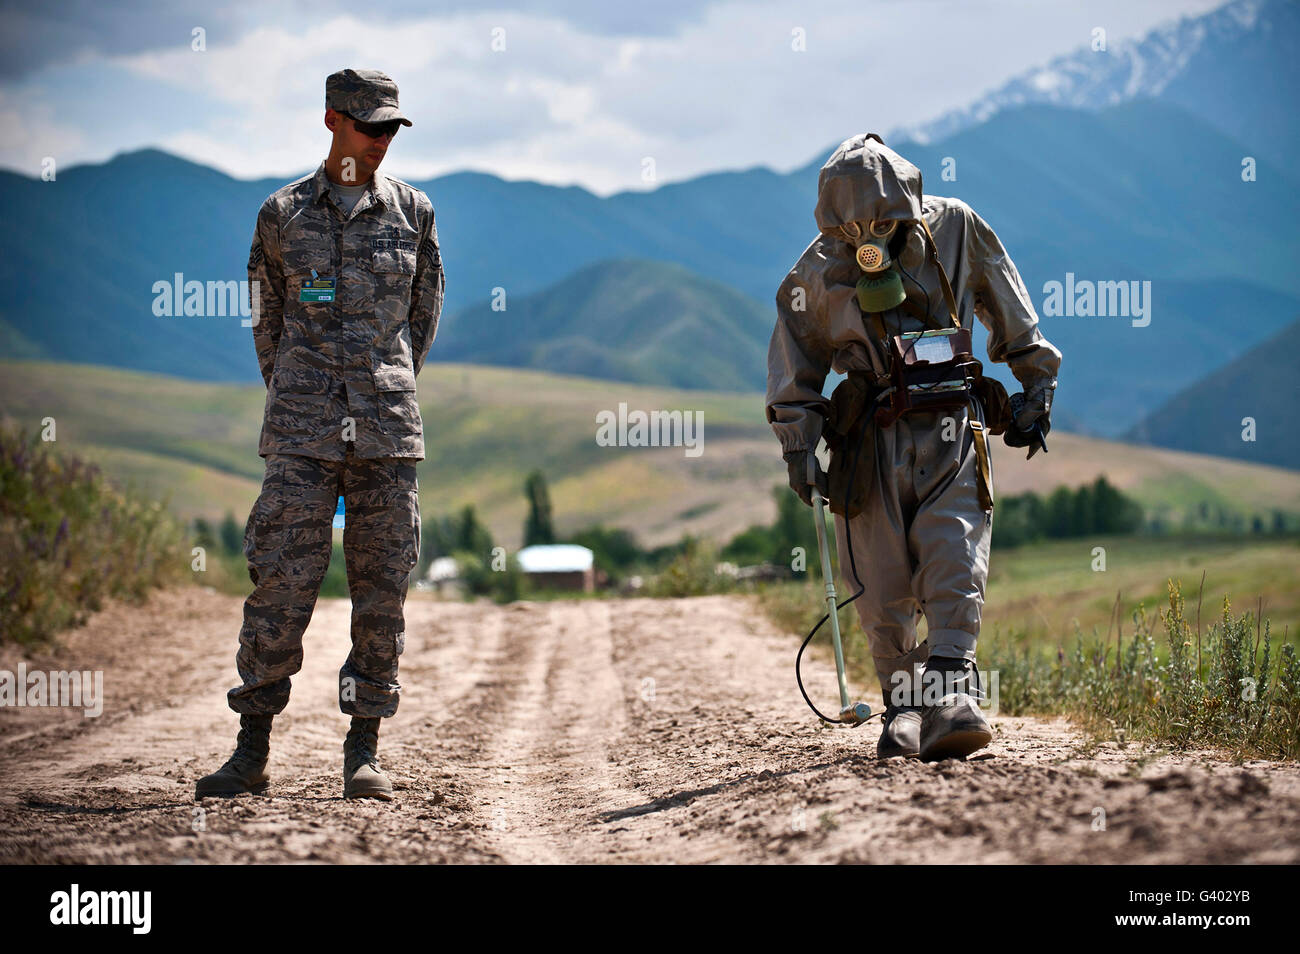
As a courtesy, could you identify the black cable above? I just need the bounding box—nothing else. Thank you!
[794,392,885,726]
[897,258,933,335]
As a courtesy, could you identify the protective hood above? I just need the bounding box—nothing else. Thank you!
[766,133,1061,461]
[813,133,924,239]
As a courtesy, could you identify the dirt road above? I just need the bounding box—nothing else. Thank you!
[1,586,1297,864]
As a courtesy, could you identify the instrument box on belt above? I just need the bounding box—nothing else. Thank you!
[878,327,975,424]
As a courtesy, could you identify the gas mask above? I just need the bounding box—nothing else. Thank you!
[848,219,907,313]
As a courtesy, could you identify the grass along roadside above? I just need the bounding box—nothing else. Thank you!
[758,537,1300,760]
[0,424,186,645]
[981,584,1300,760]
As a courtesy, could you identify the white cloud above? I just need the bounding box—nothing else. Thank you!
[0,88,90,176]
[2,0,1229,194]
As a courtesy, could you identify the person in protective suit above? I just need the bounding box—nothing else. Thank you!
[766,133,1059,761]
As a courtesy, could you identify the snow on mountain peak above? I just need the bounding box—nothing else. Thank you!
[890,0,1275,145]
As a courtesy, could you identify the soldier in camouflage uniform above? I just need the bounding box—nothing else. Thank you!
[197,69,445,801]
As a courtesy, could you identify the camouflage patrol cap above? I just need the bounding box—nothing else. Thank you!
[325,69,413,127]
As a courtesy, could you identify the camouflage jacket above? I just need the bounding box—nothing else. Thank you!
[247,161,445,460]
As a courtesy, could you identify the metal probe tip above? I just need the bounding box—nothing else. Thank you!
[840,702,872,725]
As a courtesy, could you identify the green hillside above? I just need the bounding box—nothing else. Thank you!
[3,359,1300,550]
[434,259,773,391]
[1128,318,1300,470]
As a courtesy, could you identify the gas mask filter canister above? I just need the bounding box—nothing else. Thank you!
[853,219,907,313]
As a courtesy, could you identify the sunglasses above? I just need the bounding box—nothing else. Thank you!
[339,111,401,140]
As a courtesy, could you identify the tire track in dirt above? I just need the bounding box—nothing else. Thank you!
[448,600,640,862]
[0,589,508,863]
[1,586,1298,864]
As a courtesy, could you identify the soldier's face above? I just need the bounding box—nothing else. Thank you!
[326,109,393,180]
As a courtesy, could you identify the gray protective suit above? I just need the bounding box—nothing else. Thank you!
[766,134,1060,698]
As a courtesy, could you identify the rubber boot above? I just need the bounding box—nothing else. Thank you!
[877,705,922,759]
[195,714,272,798]
[343,717,393,801]
[918,655,992,762]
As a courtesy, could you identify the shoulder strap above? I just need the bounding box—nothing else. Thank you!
[918,217,961,330]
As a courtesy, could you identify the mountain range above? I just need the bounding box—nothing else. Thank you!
[890,0,1299,170]
[433,259,773,392]
[1,0,1296,458]
[1128,318,1300,470]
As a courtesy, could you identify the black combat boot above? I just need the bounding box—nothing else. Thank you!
[918,655,992,762]
[195,714,273,798]
[878,665,924,759]
[343,717,393,801]
[877,704,923,759]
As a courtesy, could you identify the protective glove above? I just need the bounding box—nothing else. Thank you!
[1003,381,1053,456]
[784,449,829,507]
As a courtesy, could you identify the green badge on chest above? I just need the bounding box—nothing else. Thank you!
[299,270,336,302]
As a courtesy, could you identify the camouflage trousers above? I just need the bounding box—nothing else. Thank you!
[227,449,420,718]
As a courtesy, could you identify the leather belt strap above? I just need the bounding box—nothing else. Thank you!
[968,417,994,511]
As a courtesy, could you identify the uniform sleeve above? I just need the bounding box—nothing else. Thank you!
[409,199,445,376]
[964,205,1061,389]
[765,270,832,455]
[247,198,285,388]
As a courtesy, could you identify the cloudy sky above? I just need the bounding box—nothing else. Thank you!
[0,0,1226,194]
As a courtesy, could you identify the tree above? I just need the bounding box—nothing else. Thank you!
[568,525,643,577]
[523,470,555,546]
[454,505,494,556]
[719,486,824,569]
[991,491,1043,549]
[192,516,216,550]
[1045,486,1075,538]
[220,511,242,554]
[418,507,495,568]
[1092,476,1142,534]
[1071,484,1094,536]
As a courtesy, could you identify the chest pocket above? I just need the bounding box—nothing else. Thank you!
[371,245,417,275]
[368,243,417,331]
[281,214,335,278]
